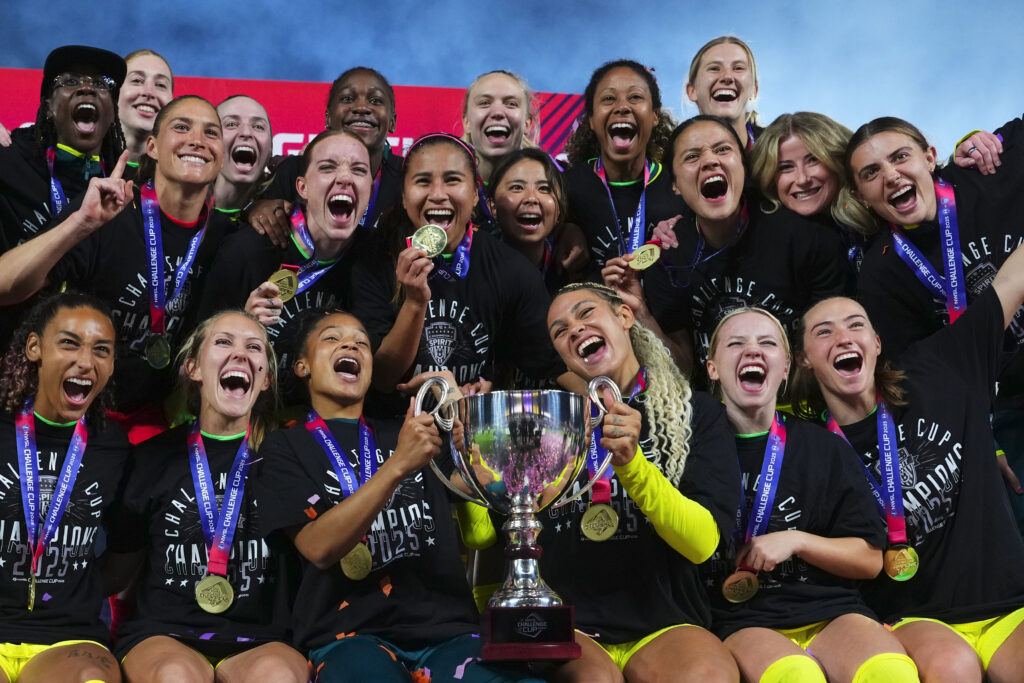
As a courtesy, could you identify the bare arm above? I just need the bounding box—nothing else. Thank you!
[737,531,882,579]
[991,241,1024,328]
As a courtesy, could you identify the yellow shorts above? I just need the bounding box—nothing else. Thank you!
[588,624,697,671]
[892,605,1024,669]
[0,640,108,682]
[773,620,830,651]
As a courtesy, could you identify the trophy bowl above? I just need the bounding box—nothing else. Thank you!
[415,376,620,660]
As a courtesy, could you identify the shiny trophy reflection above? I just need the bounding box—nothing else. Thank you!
[415,376,620,661]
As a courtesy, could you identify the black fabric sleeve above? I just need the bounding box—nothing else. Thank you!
[814,426,888,547]
[260,155,301,203]
[499,255,565,381]
[252,429,328,536]
[679,392,741,540]
[348,239,399,350]
[196,228,280,319]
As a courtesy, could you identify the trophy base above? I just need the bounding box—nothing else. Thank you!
[481,606,581,661]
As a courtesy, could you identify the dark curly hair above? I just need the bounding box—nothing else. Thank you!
[0,291,116,426]
[564,59,675,168]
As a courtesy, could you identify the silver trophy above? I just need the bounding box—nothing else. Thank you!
[414,376,620,660]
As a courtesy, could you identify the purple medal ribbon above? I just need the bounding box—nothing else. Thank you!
[15,399,88,578]
[888,178,966,324]
[140,180,210,335]
[304,411,378,498]
[586,367,648,504]
[594,157,652,256]
[287,205,341,293]
[361,163,382,228]
[432,225,473,280]
[826,400,908,545]
[742,412,787,544]
[45,147,68,216]
[186,421,252,577]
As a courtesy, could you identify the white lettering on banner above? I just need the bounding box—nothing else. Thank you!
[273,133,416,157]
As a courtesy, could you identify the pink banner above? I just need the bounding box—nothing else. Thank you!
[0,68,583,158]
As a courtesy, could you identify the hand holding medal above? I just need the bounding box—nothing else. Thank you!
[245,280,287,327]
[396,230,437,305]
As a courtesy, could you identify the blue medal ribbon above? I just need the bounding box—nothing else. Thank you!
[304,411,378,498]
[594,157,652,256]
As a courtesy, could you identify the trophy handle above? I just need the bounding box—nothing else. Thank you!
[552,377,621,509]
[415,377,493,508]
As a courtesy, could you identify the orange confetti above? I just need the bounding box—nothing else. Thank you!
[334,631,357,640]
[411,667,432,683]
[378,645,398,661]
[380,575,392,597]
[338,600,349,611]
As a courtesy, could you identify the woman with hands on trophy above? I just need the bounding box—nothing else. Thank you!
[254,308,536,683]
[702,307,919,683]
[539,282,742,682]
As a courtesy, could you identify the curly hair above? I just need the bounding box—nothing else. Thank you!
[788,297,907,421]
[564,59,675,168]
[553,282,694,485]
[0,292,115,426]
[173,310,279,450]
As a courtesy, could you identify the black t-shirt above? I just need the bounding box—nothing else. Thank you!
[109,426,295,658]
[858,115,1024,406]
[262,149,403,232]
[537,389,740,643]
[645,200,849,386]
[0,414,130,645]
[704,418,885,638]
[197,223,367,402]
[47,188,229,412]
[839,287,1024,623]
[255,417,479,651]
[349,228,563,390]
[565,160,687,271]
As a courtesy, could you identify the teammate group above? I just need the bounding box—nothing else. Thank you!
[0,38,1023,683]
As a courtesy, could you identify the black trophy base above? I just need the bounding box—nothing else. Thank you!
[481,605,581,661]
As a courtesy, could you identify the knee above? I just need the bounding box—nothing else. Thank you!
[852,653,919,683]
[912,648,982,683]
[241,656,305,683]
[674,657,739,683]
[147,657,210,683]
[759,655,824,683]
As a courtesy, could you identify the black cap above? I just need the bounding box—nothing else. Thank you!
[41,45,127,100]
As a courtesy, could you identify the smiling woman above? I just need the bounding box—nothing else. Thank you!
[0,94,235,443]
[118,49,173,167]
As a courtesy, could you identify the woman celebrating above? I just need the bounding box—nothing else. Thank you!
[0,95,231,442]
[637,115,847,382]
[212,95,273,214]
[685,37,760,148]
[486,147,569,293]
[461,70,535,186]
[539,282,740,682]
[118,49,173,168]
[563,60,681,271]
[703,308,917,683]
[790,241,1024,682]
[0,292,129,683]
[349,132,566,403]
[255,308,529,682]
[249,66,400,242]
[109,311,306,683]
[199,129,372,403]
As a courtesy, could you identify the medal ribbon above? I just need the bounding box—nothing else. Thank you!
[742,412,787,544]
[586,368,648,504]
[889,178,966,324]
[290,203,315,258]
[433,225,474,279]
[187,421,252,577]
[361,163,382,228]
[304,411,378,499]
[662,204,748,289]
[594,157,652,255]
[141,180,210,335]
[826,401,907,545]
[286,206,342,293]
[15,399,88,576]
[45,147,68,216]
[746,122,756,150]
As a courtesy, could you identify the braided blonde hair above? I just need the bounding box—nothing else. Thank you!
[554,283,694,485]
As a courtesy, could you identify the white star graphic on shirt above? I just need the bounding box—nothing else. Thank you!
[705,578,714,587]
[798,576,808,582]
[426,537,436,546]
[257,575,265,584]
[80,560,88,568]
[72,562,79,570]
[165,578,174,585]
[180,579,188,587]
[0,557,6,567]
[555,523,562,532]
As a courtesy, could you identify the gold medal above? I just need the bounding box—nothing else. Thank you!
[27,573,36,611]
[580,503,619,541]
[721,570,759,603]
[410,224,447,258]
[195,574,234,614]
[628,243,661,270]
[884,545,920,582]
[268,268,299,303]
[145,333,171,369]
[340,541,373,580]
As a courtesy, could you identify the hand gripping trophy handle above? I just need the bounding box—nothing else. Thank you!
[551,375,621,509]
[413,376,496,509]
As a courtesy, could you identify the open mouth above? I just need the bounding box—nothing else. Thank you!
[328,193,355,221]
[62,376,93,406]
[701,174,728,199]
[179,154,209,167]
[833,351,863,376]
[576,335,606,364]
[345,117,378,132]
[484,124,511,144]
[134,103,158,117]
[737,364,766,391]
[333,355,361,381]
[792,186,821,201]
[231,144,258,171]
[515,211,543,232]
[72,102,99,134]
[609,122,637,151]
[887,184,916,212]
[712,88,738,102]
[425,208,455,229]
[220,370,252,398]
